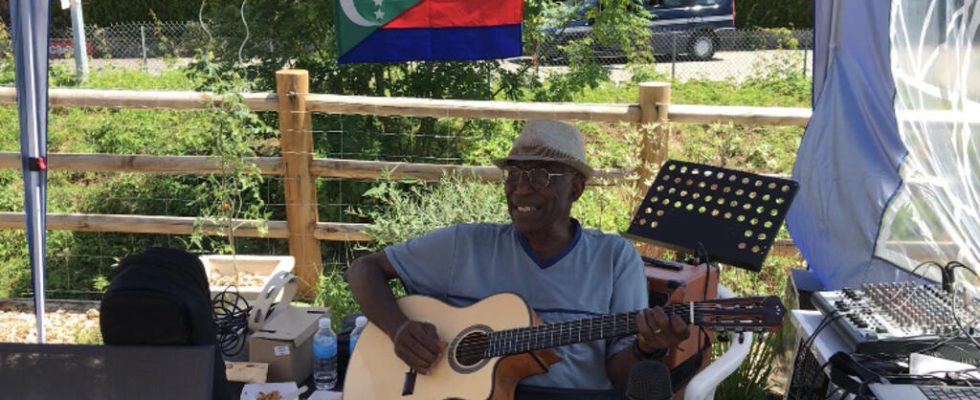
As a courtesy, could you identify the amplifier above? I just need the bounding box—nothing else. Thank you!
[644,257,718,395]
[646,258,718,308]
[812,282,980,357]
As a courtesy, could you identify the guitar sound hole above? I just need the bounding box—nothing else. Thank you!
[455,331,490,367]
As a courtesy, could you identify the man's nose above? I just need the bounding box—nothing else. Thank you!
[508,174,536,194]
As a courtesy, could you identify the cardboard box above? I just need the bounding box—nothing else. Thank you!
[201,255,295,300]
[249,305,329,383]
[224,361,268,383]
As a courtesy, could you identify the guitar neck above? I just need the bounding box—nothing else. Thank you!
[485,303,696,358]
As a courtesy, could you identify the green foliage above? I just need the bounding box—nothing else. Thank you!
[356,175,510,250]
[710,254,802,399]
[628,64,671,85]
[313,267,359,333]
[675,122,801,174]
[585,0,654,64]
[186,66,273,254]
[533,43,610,102]
[735,0,813,29]
[81,68,200,90]
[742,28,810,100]
[713,331,778,400]
[0,20,12,83]
[0,230,29,298]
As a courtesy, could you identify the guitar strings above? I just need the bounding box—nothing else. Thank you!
[454,301,770,360]
[453,304,741,360]
[454,317,644,360]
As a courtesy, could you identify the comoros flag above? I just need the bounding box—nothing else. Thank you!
[336,0,523,64]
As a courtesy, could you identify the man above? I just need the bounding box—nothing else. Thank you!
[346,119,689,396]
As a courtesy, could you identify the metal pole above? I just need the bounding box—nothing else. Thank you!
[70,0,88,82]
[140,25,147,70]
[802,46,808,77]
[671,32,677,81]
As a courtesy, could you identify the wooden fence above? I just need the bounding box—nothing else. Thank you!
[0,69,811,296]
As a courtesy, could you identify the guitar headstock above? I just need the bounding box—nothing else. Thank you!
[693,296,786,332]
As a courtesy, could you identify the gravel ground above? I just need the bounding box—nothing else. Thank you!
[0,299,101,344]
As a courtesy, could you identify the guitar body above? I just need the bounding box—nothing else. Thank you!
[344,293,561,400]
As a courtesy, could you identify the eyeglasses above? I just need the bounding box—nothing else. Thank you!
[503,166,575,189]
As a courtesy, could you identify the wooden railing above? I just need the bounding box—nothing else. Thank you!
[0,70,811,295]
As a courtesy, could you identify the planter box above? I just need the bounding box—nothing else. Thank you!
[200,255,295,300]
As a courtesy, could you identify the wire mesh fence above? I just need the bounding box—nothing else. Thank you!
[50,21,207,60]
[5,114,486,299]
[46,21,812,83]
[534,27,813,82]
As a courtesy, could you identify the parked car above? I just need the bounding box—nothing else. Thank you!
[49,38,94,59]
[537,0,735,62]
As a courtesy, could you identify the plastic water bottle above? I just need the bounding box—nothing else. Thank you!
[349,316,368,355]
[312,317,338,391]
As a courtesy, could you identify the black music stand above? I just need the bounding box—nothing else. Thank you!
[624,160,799,272]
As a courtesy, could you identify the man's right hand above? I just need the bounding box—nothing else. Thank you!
[391,320,447,374]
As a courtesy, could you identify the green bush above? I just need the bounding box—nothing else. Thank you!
[735,0,813,29]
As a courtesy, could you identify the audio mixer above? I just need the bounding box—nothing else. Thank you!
[812,282,980,355]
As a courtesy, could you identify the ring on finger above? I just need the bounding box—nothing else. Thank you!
[653,328,662,334]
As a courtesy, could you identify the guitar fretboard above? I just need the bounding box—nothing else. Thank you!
[485,303,697,358]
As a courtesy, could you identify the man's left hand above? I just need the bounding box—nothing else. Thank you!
[635,287,691,354]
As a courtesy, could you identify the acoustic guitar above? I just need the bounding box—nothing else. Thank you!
[344,292,785,400]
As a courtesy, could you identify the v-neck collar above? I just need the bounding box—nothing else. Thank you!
[514,219,583,269]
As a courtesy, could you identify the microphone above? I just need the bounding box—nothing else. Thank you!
[626,360,673,400]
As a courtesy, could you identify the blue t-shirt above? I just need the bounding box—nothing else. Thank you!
[385,221,647,390]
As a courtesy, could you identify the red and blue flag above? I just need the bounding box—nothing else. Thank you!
[336,0,523,64]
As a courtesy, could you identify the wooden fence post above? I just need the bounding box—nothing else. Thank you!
[276,69,322,298]
[637,81,671,185]
[635,82,671,259]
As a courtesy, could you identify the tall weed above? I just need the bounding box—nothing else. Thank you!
[356,175,509,250]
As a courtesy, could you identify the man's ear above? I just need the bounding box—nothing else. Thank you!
[570,174,587,202]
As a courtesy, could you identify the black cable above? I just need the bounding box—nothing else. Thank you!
[892,261,980,355]
[946,261,977,274]
[695,242,712,354]
[802,311,844,361]
[940,262,980,353]
[212,286,252,357]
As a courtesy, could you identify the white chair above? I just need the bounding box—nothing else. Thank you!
[683,284,755,400]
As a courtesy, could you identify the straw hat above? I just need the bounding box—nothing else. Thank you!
[493,119,594,179]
